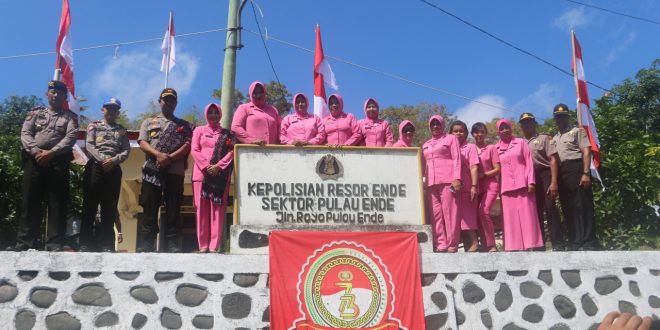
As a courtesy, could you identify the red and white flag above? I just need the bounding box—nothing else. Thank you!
[314,25,338,118]
[161,12,176,74]
[571,31,602,183]
[55,0,79,114]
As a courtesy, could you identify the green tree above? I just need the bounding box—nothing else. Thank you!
[380,102,453,146]
[0,95,43,136]
[0,135,24,246]
[182,104,204,127]
[482,117,524,143]
[590,59,660,250]
[212,88,248,112]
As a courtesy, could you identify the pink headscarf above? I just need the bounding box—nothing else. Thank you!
[292,93,309,116]
[428,115,446,139]
[328,94,344,118]
[363,98,380,122]
[496,118,513,148]
[248,81,267,108]
[396,120,415,147]
[204,103,222,130]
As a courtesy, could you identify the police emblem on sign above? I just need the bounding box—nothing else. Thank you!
[316,154,343,180]
[292,242,402,329]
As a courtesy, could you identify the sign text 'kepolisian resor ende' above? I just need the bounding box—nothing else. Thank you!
[234,145,425,226]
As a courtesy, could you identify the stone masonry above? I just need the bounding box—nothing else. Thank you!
[0,251,658,329]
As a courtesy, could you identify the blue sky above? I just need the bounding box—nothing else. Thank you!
[1,0,658,127]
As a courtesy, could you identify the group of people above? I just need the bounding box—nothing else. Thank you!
[423,109,598,253]
[8,79,599,253]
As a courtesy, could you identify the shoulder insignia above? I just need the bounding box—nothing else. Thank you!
[25,111,36,121]
[87,123,96,132]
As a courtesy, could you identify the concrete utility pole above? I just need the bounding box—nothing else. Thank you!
[220,0,248,129]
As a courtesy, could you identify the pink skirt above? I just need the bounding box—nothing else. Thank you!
[500,188,544,251]
[458,192,478,230]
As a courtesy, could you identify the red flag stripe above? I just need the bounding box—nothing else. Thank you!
[571,31,601,169]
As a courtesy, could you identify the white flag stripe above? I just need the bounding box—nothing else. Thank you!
[317,58,338,90]
[575,58,586,81]
[60,34,74,70]
[313,95,329,118]
[160,16,175,73]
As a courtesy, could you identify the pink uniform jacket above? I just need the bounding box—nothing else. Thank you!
[393,120,415,147]
[477,144,500,193]
[322,94,361,145]
[496,120,535,193]
[231,81,281,144]
[422,115,462,187]
[280,93,326,145]
[358,98,394,147]
[459,142,480,186]
[191,104,234,182]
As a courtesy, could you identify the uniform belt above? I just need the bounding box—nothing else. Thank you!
[534,166,550,172]
[559,158,582,166]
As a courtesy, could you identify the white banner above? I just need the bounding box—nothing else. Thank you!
[234,145,425,226]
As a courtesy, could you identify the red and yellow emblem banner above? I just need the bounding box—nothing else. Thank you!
[270,231,425,329]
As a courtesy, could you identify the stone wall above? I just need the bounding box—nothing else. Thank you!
[0,251,658,329]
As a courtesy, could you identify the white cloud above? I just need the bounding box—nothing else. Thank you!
[453,83,562,128]
[602,32,637,66]
[453,94,508,130]
[512,83,562,118]
[554,7,592,32]
[83,46,199,119]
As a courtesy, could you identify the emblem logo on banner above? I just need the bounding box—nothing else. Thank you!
[269,231,425,329]
[316,154,343,180]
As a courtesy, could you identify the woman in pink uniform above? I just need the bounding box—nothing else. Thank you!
[322,94,361,146]
[471,122,500,252]
[280,93,326,146]
[422,115,462,252]
[191,103,234,253]
[358,98,394,147]
[393,120,415,147]
[496,119,544,251]
[231,81,281,145]
[450,120,480,252]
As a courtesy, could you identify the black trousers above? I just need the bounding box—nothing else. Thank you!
[80,160,122,250]
[558,159,598,249]
[17,152,71,249]
[139,173,183,249]
[535,168,565,247]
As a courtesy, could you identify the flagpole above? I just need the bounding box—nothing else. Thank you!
[165,11,172,88]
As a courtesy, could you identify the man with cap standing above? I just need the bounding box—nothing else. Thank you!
[552,104,599,251]
[137,88,193,253]
[519,112,565,251]
[9,80,78,251]
[79,98,130,252]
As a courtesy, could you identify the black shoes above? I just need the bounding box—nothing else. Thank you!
[45,245,63,252]
[6,243,30,251]
[100,246,114,253]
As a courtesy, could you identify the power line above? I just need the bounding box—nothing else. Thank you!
[0,28,229,60]
[564,0,660,26]
[419,0,610,93]
[248,0,283,86]
[1,24,543,114]
[242,29,515,114]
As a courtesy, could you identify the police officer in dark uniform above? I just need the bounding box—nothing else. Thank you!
[9,80,78,251]
[79,98,130,252]
[552,104,600,251]
[137,88,193,253]
[519,112,565,251]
